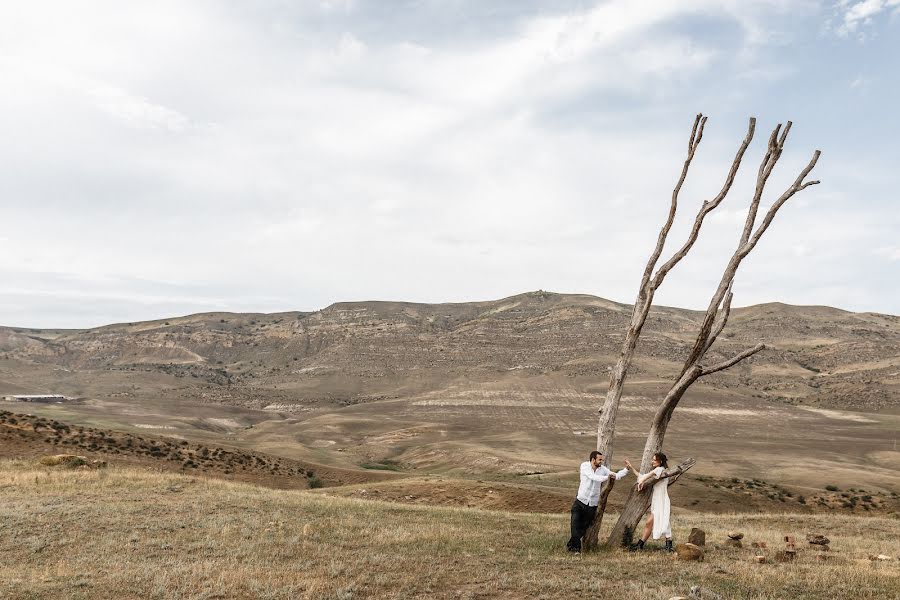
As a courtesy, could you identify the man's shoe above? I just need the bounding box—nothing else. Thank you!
[665,539,673,552]
[628,539,645,552]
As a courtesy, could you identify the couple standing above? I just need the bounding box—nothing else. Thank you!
[566,450,673,553]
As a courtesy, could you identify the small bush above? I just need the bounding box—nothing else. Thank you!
[825,485,839,492]
[308,476,324,489]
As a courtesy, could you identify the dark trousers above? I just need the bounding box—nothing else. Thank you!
[567,499,596,552]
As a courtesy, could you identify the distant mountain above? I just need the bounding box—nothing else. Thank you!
[2,291,898,411]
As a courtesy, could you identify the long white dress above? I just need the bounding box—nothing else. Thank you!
[637,466,671,539]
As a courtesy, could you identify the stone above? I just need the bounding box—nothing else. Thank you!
[727,531,744,540]
[724,539,742,548]
[688,528,706,547]
[784,535,796,544]
[806,534,830,545]
[753,555,766,563]
[869,554,892,561]
[675,543,704,561]
[751,541,767,549]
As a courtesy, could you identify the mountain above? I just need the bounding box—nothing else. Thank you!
[2,291,897,412]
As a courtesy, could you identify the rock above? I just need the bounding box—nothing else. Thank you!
[775,550,796,563]
[675,543,704,561]
[807,534,830,545]
[688,528,706,547]
[751,541,767,549]
[785,542,798,553]
[869,554,892,561]
[724,539,742,548]
[753,555,767,563]
[727,531,744,540]
[784,535,796,544]
[668,597,689,600]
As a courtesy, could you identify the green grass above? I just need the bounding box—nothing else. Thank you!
[0,460,897,599]
[360,459,403,471]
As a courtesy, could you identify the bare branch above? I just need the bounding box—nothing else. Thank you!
[741,122,787,245]
[702,284,733,355]
[699,343,765,377]
[658,457,696,482]
[649,118,756,290]
[638,114,706,293]
[744,151,822,253]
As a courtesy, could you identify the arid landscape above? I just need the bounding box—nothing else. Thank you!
[2,291,899,599]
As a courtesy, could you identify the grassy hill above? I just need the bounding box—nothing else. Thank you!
[1,460,898,600]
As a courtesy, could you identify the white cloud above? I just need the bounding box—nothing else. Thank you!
[834,0,900,37]
[0,1,896,326]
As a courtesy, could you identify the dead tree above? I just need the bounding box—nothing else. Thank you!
[581,114,754,549]
[581,114,820,550]
[604,117,820,547]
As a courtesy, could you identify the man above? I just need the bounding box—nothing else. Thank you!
[566,450,630,553]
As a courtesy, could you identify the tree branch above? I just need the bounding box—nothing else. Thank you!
[659,457,696,483]
[702,284,733,355]
[649,118,755,290]
[699,343,765,377]
[744,150,822,254]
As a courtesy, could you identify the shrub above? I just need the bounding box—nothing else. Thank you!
[825,485,839,492]
[307,476,324,489]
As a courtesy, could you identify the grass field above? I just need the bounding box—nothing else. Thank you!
[1,460,897,599]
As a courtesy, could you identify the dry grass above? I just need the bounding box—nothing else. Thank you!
[0,460,897,600]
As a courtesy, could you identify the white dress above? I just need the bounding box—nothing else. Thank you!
[637,466,671,539]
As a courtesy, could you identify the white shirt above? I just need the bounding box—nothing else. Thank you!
[576,461,630,507]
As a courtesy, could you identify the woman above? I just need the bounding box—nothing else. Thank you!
[624,453,673,552]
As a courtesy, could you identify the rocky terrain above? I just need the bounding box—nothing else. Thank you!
[1,291,898,413]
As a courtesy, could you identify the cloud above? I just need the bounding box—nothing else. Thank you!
[834,0,900,37]
[0,1,896,326]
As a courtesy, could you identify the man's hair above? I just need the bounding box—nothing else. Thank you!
[589,450,603,461]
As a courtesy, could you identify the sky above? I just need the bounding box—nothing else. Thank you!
[0,0,898,328]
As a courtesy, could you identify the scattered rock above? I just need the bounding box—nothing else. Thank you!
[869,554,892,561]
[807,534,830,545]
[727,531,744,540]
[688,528,706,547]
[753,555,767,564]
[675,543,704,561]
[751,541,767,549]
[784,535,796,544]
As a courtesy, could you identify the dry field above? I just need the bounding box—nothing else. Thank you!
[1,460,898,600]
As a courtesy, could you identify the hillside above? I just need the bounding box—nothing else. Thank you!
[1,460,897,599]
[1,291,898,412]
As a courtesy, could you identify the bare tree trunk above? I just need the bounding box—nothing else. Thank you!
[582,115,755,544]
[606,120,820,547]
[582,478,614,551]
[612,458,696,547]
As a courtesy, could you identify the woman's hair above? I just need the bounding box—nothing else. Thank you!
[653,452,669,469]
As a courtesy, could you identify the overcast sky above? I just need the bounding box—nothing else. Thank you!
[1,1,898,328]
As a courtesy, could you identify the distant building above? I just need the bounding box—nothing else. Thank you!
[3,394,70,403]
